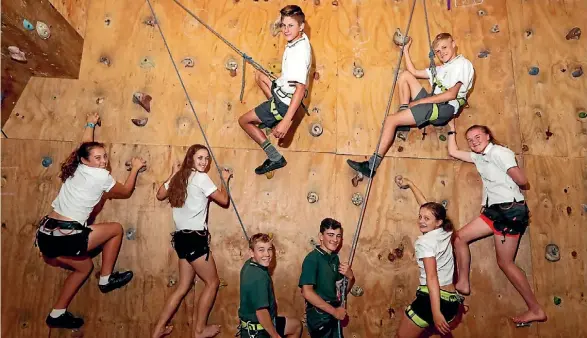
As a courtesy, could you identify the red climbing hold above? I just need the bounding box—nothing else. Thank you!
[133,92,152,112]
[566,27,581,40]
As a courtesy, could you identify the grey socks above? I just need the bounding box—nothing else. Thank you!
[261,140,283,162]
[368,153,383,170]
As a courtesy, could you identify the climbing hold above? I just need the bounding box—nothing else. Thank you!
[397,130,408,141]
[1,176,7,188]
[311,107,320,114]
[522,144,529,152]
[307,192,319,204]
[545,127,553,140]
[104,17,112,26]
[578,112,587,119]
[139,57,155,68]
[393,243,405,259]
[566,27,581,40]
[96,97,104,104]
[313,0,320,5]
[225,58,238,77]
[545,243,560,262]
[125,228,137,240]
[477,9,487,16]
[572,250,578,259]
[535,111,542,117]
[387,251,397,262]
[393,28,410,47]
[270,17,282,37]
[143,16,157,26]
[332,0,339,5]
[309,238,319,248]
[99,56,111,67]
[441,200,449,208]
[167,276,177,287]
[309,123,323,137]
[36,21,51,40]
[351,192,363,206]
[41,156,53,168]
[350,285,364,297]
[524,29,533,38]
[219,278,228,289]
[314,72,320,81]
[566,206,572,215]
[571,66,583,78]
[131,118,148,127]
[132,92,152,112]
[351,172,364,187]
[439,135,447,141]
[397,146,404,152]
[478,50,490,58]
[553,296,562,306]
[267,232,274,240]
[22,19,34,31]
[528,67,539,76]
[490,24,500,33]
[181,57,194,68]
[125,160,147,172]
[265,171,275,179]
[583,204,587,213]
[8,46,27,62]
[352,63,364,78]
[394,176,409,189]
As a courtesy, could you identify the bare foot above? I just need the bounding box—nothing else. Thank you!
[194,325,221,338]
[454,280,470,296]
[512,309,547,324]
[152,325,173,338]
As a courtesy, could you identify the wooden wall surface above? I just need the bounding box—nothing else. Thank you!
[1,0,586,337]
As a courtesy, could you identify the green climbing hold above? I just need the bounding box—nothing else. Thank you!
[553,296,562,306]
[439,135,447,141]
[579,112,587,119]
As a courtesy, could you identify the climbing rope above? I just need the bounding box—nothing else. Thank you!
[145,0,250,241]
[338,0,419,336]
[422,0,438,92]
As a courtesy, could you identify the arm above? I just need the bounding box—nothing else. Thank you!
[301,285,341,318]
[447,120,473,163]
[411,83,460,106]
[256,309,280,338]
[208,169,233,207]
[423,257,450,335]
[507,167,528,187]
[397,177,428,205]
[272,83,306,138]
[403,39,429,78]
[156,162,181,201]
[82,112,100,143]
[104,157,146,199]
[338,263,355,295]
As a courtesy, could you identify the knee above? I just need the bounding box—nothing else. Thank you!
[81,260,94,275]
[205,276,220,291]
[398,70,413,82]
[497,256,514,271]
[113,222,123,236]
[238,114,246,127]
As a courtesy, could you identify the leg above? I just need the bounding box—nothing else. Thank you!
[255,71,273,99]
[87,222,124,276]
[398,71,424,105]
[51,257,94,309]
[453,217,494,295]
[282,317,302,338]
[375,110,417,157]
[152,259,196,338]
[494,236,547,324]
[191,254,221,338]
[238,109,268,146]
[396,312,426,338]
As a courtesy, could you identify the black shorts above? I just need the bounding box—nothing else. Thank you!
[254,83,289,129]
[481,200,529,237]
[239,316,286,338]
[171,230,210,263]
[36,216,91,258]
[306,301,342,338]
[410,88,456,128]
[405,286,462,328]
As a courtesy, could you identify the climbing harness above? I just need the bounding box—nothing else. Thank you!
[145,0,249,241]
[236,320,264,338]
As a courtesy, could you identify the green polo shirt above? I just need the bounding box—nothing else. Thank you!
[238,258,277,323]
[298,246,344,302]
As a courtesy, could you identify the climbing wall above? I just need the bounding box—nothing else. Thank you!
[1,0,586,337]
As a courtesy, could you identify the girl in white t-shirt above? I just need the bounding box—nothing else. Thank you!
[447,120,546,326]
[394,176,463,338]
[36,112,147,329]
[152,144,232,338]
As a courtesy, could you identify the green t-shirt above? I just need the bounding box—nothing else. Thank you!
[238,258,276,323]
[298,246,344,303]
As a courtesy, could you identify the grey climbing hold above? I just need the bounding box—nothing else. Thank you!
[36,21,51,40]
[545,243,560,262]
[309,123,323,137]
[307,192,319,204]
[478,50,490,58]
[309,238,319,248]
[393,28,410,47]
[352,63,364,78]
[131,118,148,127]
[490,24,500,33]
[350,285,364,297]
[441,200,449,208]
[181,57,194,68]
[125,160,147,172]
[8,46,27,62]
[167,277,177,287]
[225,58,238,77]
[143,16,157,26]
[571,66,583,78]
[477,9,487,16]
[23,19,34,31]
[351,192,364,206]
[41,156,53,168]
[528,67,539,76]
[140,57,155,68]
[125,228,137,240]
[566,27,581,40]
[99,56,111,67]
[96,97,104,104]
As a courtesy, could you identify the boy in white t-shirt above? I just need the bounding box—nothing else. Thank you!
[238,5,312,176]
[347,33,474,178]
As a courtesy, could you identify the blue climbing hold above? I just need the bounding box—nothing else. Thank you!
[23,19,34,31]
[41,156,53,168]
[529,67,540,76]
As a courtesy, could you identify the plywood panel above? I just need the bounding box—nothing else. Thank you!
[524,156,587,338]
[507,0,587,158]
[49,0,90,37]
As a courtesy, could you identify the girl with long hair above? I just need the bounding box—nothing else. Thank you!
[152,144,232,338]
[37,112,146,329]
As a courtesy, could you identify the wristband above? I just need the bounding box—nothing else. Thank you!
[86,122,96,128]
[447,131,456,135]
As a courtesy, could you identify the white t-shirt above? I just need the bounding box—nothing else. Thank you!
[425,54,474,113]
[165,171,217,231]
[470,143,525,206]
[415,228,454,286]
[273,32,312,106]
[51,164,116,225]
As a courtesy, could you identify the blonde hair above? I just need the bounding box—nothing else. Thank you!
[432,33,453,49]
[249,233,272,250]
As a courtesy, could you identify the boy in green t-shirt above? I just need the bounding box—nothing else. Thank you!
[238,233,302,338]
[299,218,355,338]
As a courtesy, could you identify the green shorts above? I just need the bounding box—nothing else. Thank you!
[410,89,456,128]
[405,285,462,328]
[254,83,289,129]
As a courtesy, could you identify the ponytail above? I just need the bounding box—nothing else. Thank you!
[59,142,105,182]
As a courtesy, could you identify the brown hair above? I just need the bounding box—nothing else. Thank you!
[59,142,105,182]
[168,144,209,208]
[280,5,305,25]
[249,233,272,250]
[432,32,453,49]
[465,125,502,146]
[421,202,454,232]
